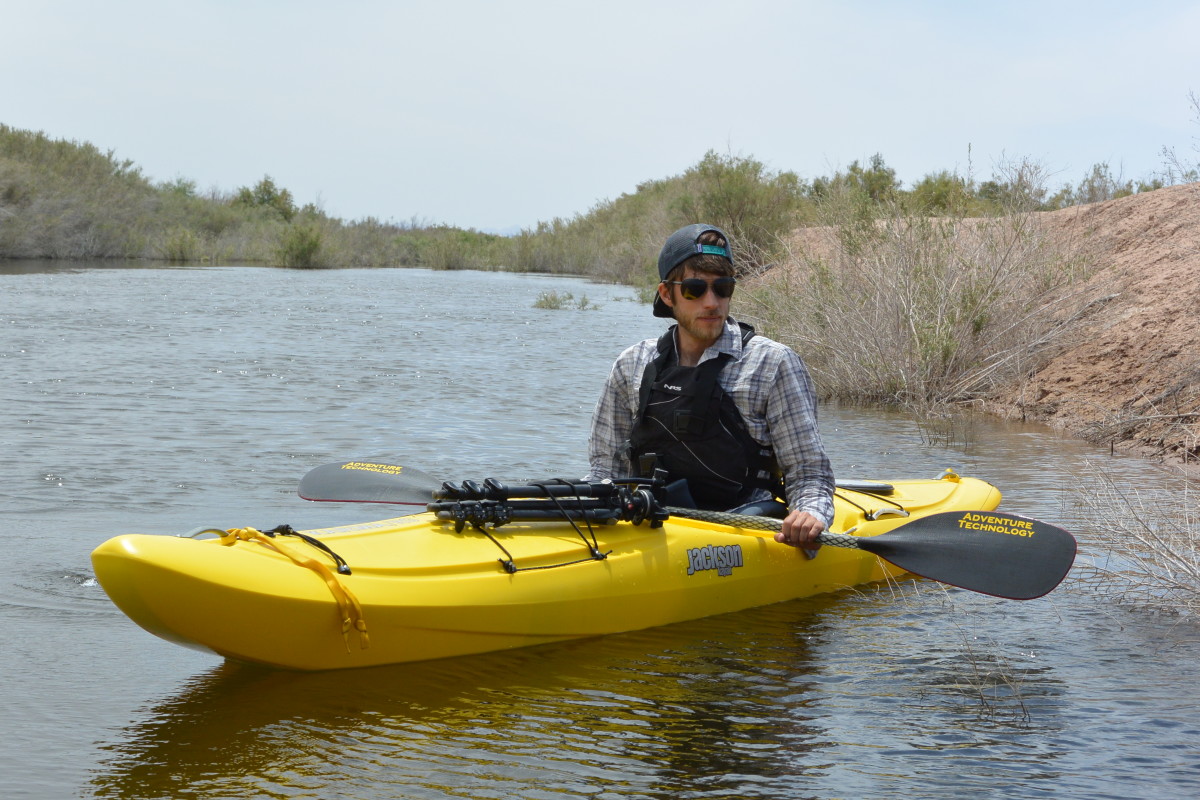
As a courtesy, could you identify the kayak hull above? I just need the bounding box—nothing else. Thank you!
[92,474,1000,670]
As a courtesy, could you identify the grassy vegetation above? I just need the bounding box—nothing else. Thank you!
[0,125,504,268]
[4,124,1174,276]
[531,290,599,311]
[738,161,1096,412]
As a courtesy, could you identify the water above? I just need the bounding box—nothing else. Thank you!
[2,262,1197,799]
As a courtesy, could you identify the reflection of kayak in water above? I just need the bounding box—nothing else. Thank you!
[87,601,844,799]
[91,466,1074,671]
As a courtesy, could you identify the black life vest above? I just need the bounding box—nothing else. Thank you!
[628,322,784,510]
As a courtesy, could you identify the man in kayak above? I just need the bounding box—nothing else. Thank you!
[586,223,835,551]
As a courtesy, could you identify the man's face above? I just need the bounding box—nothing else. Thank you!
[657,266,731,348]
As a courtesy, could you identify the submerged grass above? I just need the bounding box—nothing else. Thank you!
[1065,462,1200,616]
[532,291,599,311]
[859,577,1037,722]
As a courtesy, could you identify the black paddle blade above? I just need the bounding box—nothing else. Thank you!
[855,510,1077,599]
[298,460,442,505]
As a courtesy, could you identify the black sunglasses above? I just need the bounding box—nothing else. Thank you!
[665,276,737,300]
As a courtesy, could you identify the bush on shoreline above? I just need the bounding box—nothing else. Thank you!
[0,125,505,269]
[3,124,1173,277]
[739,163,1096,411]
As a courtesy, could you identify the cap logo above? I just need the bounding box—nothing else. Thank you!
[697,244,729,257]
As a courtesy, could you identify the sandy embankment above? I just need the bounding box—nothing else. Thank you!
[989,182,1200,467]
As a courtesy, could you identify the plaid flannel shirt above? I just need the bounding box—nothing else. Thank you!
[586,317,835,527]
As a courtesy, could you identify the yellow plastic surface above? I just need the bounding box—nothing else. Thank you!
[91,476,1001,670]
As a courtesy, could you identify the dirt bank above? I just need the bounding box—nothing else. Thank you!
[981,182,1200,467]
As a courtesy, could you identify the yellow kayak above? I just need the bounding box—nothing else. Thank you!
[91,470,1016,671]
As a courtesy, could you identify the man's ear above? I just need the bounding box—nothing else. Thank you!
[657,282,674,311]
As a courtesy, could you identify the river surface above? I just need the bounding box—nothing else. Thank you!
[2,262,1197,799]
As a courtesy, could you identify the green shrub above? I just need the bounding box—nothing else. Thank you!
[232,175,297,222]
[908,170,977,215]
[274,223,325,268]
[157,226,201,262]
[810,154,901,205]
[673,151,808,272]
[532,291,598,310]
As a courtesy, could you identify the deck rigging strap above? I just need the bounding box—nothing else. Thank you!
[833,488,908,520]
[262,524,353,574]
[469,479,614,574]
[220,526,369,652]
[532,479,607,557]
[428,477,680,573]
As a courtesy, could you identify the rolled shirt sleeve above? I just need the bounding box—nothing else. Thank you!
[761,347,835,527]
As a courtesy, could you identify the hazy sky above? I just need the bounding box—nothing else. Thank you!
[5,1,1199,232]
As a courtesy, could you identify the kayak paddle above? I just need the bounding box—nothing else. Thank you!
[298,460,1076,599]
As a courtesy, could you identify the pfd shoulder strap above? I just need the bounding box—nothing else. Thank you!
[635,321,757,417]
[736,320,756,347]
[635,326,677,419]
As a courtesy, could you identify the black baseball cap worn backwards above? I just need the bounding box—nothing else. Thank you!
[653,223,734,318]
